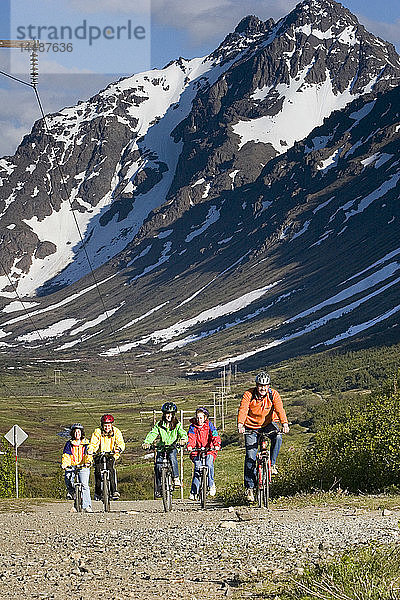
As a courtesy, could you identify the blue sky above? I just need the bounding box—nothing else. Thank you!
[0,0,399,156]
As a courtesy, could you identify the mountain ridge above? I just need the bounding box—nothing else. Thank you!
[0,0,399,373]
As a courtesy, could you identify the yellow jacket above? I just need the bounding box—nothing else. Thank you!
[88,426,125,460]
[61,438,91,469]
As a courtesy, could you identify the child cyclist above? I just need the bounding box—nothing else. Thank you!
[88,414,125,501]
[61,423,93,513]
[187,407,221,500]
[142,402,188,496]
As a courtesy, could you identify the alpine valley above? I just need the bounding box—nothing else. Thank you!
[0,0,399,375]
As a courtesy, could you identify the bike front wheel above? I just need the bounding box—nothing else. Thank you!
[257,460,264,508]
[262,457,270,509]
[102,475,111,512]
[161,467,172,512]
[74,484,83,513]
[200,467,208,509]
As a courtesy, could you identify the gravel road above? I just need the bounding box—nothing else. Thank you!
[0,499,399,600]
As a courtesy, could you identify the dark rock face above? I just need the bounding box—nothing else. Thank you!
[0,0,399,369]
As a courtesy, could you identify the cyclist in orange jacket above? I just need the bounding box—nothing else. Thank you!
[237,371,289,502]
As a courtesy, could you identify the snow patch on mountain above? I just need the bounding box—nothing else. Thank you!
[185,205,220,242]
[233,66,355,154]
[103,281,279,356]
[287,262,400,323]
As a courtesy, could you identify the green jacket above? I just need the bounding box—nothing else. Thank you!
[144,421,188,449]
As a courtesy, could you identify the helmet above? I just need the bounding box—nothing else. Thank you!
[255,371,271,385]
[70,423,85,437]
[196,406,209,418]
[101,414,114,425]
[161,402,177,413]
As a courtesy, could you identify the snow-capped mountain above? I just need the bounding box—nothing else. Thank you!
[0,0,399,372]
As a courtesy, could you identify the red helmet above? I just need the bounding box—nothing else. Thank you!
[101,414,114,425]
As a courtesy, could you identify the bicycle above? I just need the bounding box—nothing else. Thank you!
[187,446,215,509]
[97,451,115,512]
[256,431,281,508]
[72,466,84,513]
[152,444,176,512]
[198,447,210,509]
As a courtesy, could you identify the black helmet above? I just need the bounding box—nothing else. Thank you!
[196,406,209,418]
[161,402,177,413]
[255,371,271,385]
[70,423,85,438]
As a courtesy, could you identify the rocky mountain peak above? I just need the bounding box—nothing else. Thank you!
[234,15,273,35]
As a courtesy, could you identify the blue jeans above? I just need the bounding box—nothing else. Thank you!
[190,454,215,495]
[244,424,282,489]
[155,447,179,491]
[64,466,92,509]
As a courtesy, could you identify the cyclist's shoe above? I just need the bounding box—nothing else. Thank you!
[271,465,278,475]
[112,491,120,500]
[245,488,255,502]
[154,491,162,498]
[209,484,217,497]
[84,506,93,513]
[189,493,197,501]
[69,506,77,513]
[174,477,182,487]
[93,494,101,501]
[66,493,74,500]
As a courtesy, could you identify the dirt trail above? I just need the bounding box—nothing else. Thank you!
[0,499,399,600]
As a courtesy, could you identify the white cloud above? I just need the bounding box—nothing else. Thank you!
[70,0,297,44]
[151,0,297,44]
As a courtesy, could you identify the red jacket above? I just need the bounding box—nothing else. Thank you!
[187,418,221,460]
[238,387,288,429]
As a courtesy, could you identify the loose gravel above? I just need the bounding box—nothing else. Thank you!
[0,499,399,599]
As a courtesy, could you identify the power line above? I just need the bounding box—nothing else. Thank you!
[0,260,97,426]
[0,55,143,407]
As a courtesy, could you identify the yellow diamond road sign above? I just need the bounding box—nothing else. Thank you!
[4,425,28,448]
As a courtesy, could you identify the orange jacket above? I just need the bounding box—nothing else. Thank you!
[237,387,288,429]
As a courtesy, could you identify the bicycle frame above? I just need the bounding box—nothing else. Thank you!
[198,447,210,509]
[98,452,114,512]
[188,447,210,509]
[256,434,272,508]
[153,444,176,512]
[72,466,83,513]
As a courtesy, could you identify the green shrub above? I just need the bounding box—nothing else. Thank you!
[273,381,400,495]
[22,468,64,498]
[0,442,24,498]
[216,482,247,506]
[278,544,400,600]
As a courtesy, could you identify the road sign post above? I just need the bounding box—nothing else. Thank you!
[4,425,28,498]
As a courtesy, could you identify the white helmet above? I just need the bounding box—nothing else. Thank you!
[255,371,270,385]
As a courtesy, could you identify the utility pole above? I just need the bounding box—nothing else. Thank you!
[0,40,39,86]
[226,363,232,393]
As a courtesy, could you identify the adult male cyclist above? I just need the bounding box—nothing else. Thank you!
[88,414,125,501]
[237,372,289,502]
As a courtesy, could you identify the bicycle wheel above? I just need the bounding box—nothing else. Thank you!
[263,457,270,509]
[153,468,158,500]
[161,467,172,512]
[74,485,83,513]
[200,467,207,509]
[102,474,111,512]
[257,460,264,508]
